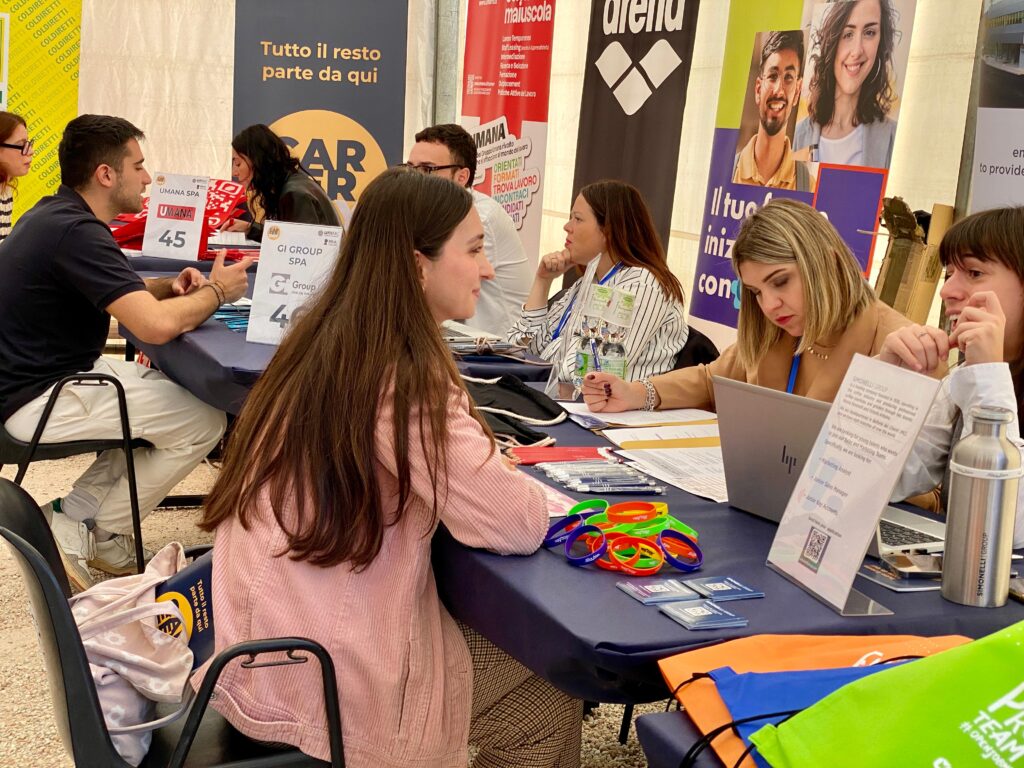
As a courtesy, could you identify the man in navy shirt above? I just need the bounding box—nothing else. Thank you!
[0,114,251,590]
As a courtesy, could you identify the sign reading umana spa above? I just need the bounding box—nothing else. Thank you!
[232,0,407,206]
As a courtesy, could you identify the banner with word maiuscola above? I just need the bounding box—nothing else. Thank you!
[1,0,81,222]
[233,0,407,214]
[571,0,701,247]
[969,4,1024,212]
[689,0,916,345]
[460,0,556,263]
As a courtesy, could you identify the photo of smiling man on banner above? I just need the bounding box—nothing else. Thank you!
[733,29,813,192]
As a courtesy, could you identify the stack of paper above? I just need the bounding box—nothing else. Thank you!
[660,600,749,630]
[616,578,702,605]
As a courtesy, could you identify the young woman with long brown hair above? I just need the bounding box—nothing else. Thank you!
[0,111,33,242]
[508,179,688,382]
[195,168,582,767]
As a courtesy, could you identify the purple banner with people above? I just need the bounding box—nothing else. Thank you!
[689,0,916,339]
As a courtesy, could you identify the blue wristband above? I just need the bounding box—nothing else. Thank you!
[544,514,583,548]
[658,528,703,572]
[564,524,607,566]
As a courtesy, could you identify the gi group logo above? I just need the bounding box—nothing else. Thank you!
[595,0,688,116]
[271,109,387,205]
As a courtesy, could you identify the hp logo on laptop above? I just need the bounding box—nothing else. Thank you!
[781,445,797,474]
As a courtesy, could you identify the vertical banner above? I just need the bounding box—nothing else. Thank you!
[571,0,701,247]
[689,0,915,343]
[232,0,407,209]
[969,3,1024,212]
[3,0,81,220]
[460,0,556,263]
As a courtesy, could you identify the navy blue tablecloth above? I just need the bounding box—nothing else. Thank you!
[636,711,719,768]
[432,417,1024,704]
[127,254,259,273]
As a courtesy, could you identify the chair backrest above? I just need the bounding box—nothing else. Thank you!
[674,327,721,370]
[0,483,128,767]
[0,479,71,598]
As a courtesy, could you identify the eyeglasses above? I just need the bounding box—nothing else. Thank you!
[0,140,33,156]
[398,162,463,175]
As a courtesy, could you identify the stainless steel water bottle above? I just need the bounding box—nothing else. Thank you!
[941,406,1022,608]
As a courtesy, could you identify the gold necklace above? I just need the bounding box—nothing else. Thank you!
[805,344,830,360]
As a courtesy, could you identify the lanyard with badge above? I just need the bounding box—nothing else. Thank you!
[551,261,622,341]
[786,339,801,395]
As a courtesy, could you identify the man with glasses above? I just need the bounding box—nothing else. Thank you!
[0,114,251,590]
[405,124,530,336]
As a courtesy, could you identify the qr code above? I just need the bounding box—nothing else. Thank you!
[686,606,713,617]
[705,581,730,592]
[799,527,831,573]
[647,584,669,593]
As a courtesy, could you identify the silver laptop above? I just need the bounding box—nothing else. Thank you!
[713,376,945,558]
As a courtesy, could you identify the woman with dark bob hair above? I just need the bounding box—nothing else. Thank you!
[794,0,900,168]
[508,179,689,383]
[195,167,582,767]
[222,123,340,241]
[882,206,1024,547]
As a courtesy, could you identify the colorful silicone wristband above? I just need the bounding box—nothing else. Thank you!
[606,501,660,523]
[608,536,664,575]
[564,524,607,566]
[567,499,609,519]
[658,529,703,572]
[543,514,583,548]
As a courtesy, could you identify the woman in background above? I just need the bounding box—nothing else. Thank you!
[221,123,340,241]
[508,179,688,383]
[881,206,1024,547]
[794,0,900,168]
[0,111,34,242]
[583,198,932,413]
[196,168,582,768]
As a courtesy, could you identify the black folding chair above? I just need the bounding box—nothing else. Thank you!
[0,478,345,767]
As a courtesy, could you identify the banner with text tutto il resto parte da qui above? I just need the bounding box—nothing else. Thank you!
[232,0,407,215]
[460,0,556,264]
[688,0,916,348]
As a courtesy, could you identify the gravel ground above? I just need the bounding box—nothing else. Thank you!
[0,457,665,767]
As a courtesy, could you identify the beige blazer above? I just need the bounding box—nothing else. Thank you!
[653,300,941,410]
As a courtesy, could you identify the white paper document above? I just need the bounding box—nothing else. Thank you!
[208,231,260,248]
[767,355,940,614]
[604,424,720,448]
[619,447,728,503]
[559,402,717,427]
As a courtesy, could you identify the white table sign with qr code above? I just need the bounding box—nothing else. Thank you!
[767,355,940,616]
[141,172,210,261]
[246,220,343,346]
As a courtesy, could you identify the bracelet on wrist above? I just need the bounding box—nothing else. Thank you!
[639,377,658,411]
[205,282,225,306]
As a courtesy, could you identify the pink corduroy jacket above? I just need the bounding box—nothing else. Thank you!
[191,388,548,766]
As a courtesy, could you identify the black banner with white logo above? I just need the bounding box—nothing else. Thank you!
[571,0,700,245]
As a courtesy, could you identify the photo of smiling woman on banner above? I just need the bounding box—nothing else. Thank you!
[794,0,916,171]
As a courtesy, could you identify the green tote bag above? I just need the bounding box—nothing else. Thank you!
[750,618,1024,767]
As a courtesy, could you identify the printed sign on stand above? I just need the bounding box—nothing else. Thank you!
[766,355,939,616]
[247,220,342,346]
[141,173,210,260]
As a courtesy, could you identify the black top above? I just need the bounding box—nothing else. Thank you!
[247,170,341,242]
[0,185,146,419]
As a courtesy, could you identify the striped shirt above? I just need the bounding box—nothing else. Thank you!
[508,257,689,382]
[0,184,12,243]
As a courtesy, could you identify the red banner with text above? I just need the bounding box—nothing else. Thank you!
[460,0,556,265]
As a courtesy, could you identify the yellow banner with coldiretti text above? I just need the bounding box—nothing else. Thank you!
[0,0,80,223]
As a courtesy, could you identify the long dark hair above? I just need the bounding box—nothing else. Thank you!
[231,124,306,222]
[579,180,685,305]
[807,0,898,128]
[0,111,26,187]
[940,206,1024,414]
[200,168,490,569]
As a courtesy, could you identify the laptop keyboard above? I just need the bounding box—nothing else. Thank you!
[879,519,943,546]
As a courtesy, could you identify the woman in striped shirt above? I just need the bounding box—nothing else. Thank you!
[0,111,33,243]
[508,180,688,382]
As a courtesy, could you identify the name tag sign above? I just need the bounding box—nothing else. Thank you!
[141,172,210,260]
[247,220,342,346]
[766,354,940,617]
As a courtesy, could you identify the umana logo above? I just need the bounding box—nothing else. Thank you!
[596,0,686,116]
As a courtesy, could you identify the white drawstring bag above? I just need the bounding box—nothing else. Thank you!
[69,542,195,765]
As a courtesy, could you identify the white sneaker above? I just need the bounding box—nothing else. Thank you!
[89,534,155,576]
[47,508,96,593]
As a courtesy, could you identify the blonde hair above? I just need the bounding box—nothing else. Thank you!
[732,198,874,369]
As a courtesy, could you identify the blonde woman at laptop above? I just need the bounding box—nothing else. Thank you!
[583,198,931,412]
[880,206,1024,548]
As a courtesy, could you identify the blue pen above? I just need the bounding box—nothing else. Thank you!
[590,338,602,372]
[573,484,665,495]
